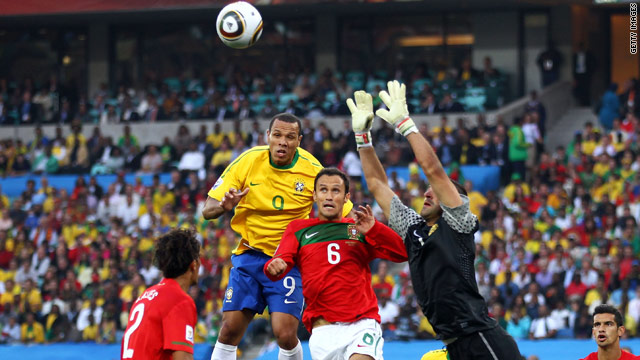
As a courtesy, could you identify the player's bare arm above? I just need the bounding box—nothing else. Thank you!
[405,132,462,208]
[202,188,249,219]
[376,80,462,208]
[347,91,395,219]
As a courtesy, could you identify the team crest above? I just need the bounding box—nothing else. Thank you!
[428,224,439,236]
[225,287,234,302]
[347,224,359,240]
[294,178,306,192]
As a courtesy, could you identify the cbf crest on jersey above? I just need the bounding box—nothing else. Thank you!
[294,178,306,193]
[347,224,359,240]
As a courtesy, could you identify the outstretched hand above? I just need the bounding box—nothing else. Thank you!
[354,204,375,234]
[375,80,417,137]
[346,90,375,148]
[219,188,249,211]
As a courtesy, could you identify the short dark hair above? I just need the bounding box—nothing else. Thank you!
[594,304,623,327]
[269,113,302,136]
[314,167,350,193]
[154,229,200,279]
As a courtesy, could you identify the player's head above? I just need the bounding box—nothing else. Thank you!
[154,228,200,285]
[592,304,625,349]
[267,113,303,167]
[313,167,350,221]
[420,178,467,221]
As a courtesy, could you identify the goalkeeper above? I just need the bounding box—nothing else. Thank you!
[348,81,522,360]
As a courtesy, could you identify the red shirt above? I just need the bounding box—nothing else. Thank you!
[264,218,408,332]
[581,350,639,360]
[121,278,197,360]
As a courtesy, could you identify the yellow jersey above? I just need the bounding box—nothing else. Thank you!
[208,145,353,257]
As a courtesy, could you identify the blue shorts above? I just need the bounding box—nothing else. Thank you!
[223,250,304,320]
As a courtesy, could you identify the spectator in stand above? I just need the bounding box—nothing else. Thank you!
[31,144,59,174]
[21,312,44,343]
[174,124,192,157]
[210,137,233,174]
[481,56,501,86]
[437,93,465,113]
[178,142,205,174]
[599,83,621,131]
[140,145,164,173]
[506,307,531,340]
[508,116,529,181]
[529,304,558,340]
[372,260,395,296]
[418,93,438,114]
[377,287,400,341]
[1,315,21,344]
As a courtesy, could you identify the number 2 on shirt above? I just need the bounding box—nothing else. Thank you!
[122,303,145,358]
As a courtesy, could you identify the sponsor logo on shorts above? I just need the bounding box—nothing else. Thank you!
[284,299,297,304]
[225,287,233,303]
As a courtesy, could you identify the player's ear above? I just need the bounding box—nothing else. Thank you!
[313,190,317,202]
[618,325,625,338]
[345,191,351,202]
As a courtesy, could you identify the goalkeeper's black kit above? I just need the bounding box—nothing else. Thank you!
[388,195,522,360]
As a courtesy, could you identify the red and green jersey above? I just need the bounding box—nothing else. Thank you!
[581,350,639,360]
[120,278,196,360]
[264,218,407,332]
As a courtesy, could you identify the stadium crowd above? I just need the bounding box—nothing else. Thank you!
[0,57,506,127]
[0,76,639,355]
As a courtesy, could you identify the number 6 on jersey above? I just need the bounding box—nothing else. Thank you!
[327,243,340,264]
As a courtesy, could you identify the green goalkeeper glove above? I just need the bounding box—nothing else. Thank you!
[375,80,418,137]
[346,90,374,149]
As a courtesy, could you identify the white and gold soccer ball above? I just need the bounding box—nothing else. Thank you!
[216,1,263,49]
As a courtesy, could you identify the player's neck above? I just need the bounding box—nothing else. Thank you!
[318,215,342,222]
[425,214,440,227]
[173,274,193,294]
[598,344,621,360]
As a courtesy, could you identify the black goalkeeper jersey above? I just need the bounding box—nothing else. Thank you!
[389,195,496,340]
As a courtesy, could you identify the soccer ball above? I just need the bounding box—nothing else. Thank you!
[216,1,263,49]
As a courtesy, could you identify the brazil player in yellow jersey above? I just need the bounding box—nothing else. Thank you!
[204,113,352,360]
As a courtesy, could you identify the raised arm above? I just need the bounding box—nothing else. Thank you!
[202,188,249,220]
[347,90,397,219]
[376,80,462,208]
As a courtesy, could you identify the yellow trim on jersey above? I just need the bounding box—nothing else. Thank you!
[208,146,352,257]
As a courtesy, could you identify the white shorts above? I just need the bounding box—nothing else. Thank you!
[309,318,384,360]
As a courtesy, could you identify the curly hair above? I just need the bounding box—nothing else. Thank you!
[154,228,200,279]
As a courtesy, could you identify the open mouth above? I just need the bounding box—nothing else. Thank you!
[323,203,335,210]
[597,334,607,342]
[276,149,287,157]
